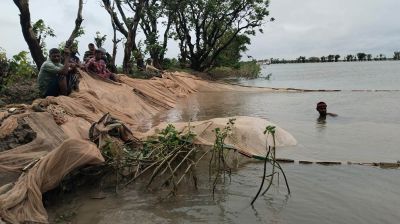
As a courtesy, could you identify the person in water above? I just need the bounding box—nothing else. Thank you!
[316,102,337,118]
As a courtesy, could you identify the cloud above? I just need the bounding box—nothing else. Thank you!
[248,0,400,59]
[1,0,399,63]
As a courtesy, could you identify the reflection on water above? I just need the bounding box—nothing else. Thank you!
[230,61,400,90]
[155,91,400,162]
[64,164,400,224]
[79,90,398,224]
[53,63,400,224]
[316,116,327,132]
[316,116,327,126]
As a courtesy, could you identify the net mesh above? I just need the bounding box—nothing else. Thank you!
[0,70,295,223]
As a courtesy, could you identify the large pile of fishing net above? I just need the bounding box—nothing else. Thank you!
[0,70,296,223]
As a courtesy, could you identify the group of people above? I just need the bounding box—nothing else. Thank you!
[37,43,118,98]
[83,43,118,81]
[37,45,335,119]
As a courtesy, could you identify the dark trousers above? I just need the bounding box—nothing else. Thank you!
[44,73,79,97]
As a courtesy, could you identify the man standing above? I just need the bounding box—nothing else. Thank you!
[37,48,78,97]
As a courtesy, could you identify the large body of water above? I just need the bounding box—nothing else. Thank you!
[53,61,400,223]
[238,61,400,90]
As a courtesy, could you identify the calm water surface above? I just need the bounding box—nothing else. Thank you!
[58,62,400,224]
[234,61,400,90]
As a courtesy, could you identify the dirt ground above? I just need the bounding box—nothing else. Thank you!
[0,78,41,105]
[0,118,36,152]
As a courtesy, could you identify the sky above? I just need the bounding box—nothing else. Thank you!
[1,0,400,64]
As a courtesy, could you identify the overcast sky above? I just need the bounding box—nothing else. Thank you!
[1,0,399,64]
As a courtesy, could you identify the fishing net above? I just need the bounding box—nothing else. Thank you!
[0,70,295,223]
[141,116,297,159]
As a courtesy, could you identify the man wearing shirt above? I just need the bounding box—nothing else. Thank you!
[37,48,78,97]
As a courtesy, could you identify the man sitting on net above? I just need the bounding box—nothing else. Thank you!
[145,58,163,78]
[37,48,79,97]
[85,49,118,81]
[83,43,96,63]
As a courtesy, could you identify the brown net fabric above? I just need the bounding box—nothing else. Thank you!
[0,113,67,172]
[140,116,297,158]
[0,139,103,223]
[0,70,294,223]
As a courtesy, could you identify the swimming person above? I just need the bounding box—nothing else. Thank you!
[316,101,337,117]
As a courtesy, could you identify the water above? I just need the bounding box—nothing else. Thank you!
[61,165,400,224]
[234,61,400,90]
[52,62,400,223]
[162,91,400,162]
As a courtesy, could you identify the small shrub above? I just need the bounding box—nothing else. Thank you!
[208,61,261,79]
[161,58,179,70]
[237,60,261,79]
[0,48,8,88]
[7,51,37,85]
[208,66,237,79]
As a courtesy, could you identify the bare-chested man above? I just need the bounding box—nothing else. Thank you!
[316,102,337,118]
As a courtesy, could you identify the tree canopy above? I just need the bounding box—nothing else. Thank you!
[168,0,271,71]
[13,0,272,73]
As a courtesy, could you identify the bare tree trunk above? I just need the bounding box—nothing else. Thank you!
[102,0,145,74]
[122,34,134,74]
[13,0,45,68]
[111,21,120,69]
[122,0,143,74]
[65,0,84,48]
[14,0,84,68]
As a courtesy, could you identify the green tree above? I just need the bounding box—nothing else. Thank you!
[367,54,372,61]
[0,48,9,88]
[296,56,306,63]
[393,51,400,60]
[13,0,46,68]
[308,57,320,63]
[357,52,366,61]
[334,54,340,62]
[327,55,335,62]
[32,19,56,56]
[14,0,84,68]
[94,31,107,48]
[102,0,146,73]
[7,51,37,85]
[168,0,272,71]
[214,33,250,68]
[140,0,173,68]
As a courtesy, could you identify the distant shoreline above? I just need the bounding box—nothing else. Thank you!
[257,59,400,65]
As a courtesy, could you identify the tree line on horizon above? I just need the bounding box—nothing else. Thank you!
[259,51,400,64]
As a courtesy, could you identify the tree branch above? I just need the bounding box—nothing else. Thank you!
[66,0,84,48]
